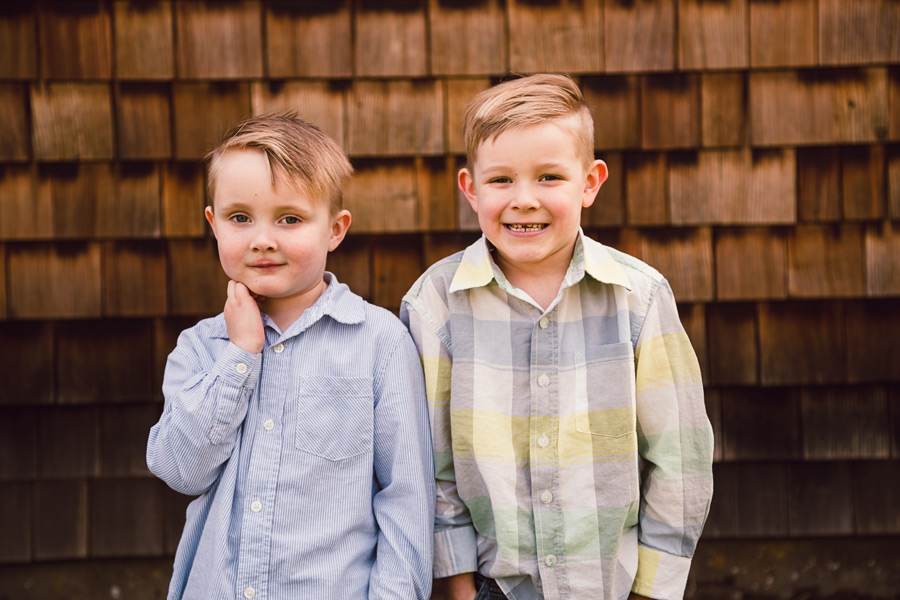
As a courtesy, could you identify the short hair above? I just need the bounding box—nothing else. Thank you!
[463,74,595,169]
[206,112,353,215]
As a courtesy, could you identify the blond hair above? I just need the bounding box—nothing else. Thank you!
[206,112,353,215]
[463,74,595,169]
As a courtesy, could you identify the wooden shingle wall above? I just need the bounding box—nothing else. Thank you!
[1,0,899,594]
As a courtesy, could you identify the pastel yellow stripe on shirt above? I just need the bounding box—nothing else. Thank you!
[631,544,661,595]
[448,253,492,291]
[635,332,701,392]
[558,408,636,462]
[421,354,452,406]
[450,409,529,459]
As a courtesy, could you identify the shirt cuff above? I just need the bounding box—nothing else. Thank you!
[433,525,478,578]
[214,342,262,386]
[631,544,692,599]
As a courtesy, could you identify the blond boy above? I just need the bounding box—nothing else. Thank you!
[401,75,714,600]
[148,113,434,599]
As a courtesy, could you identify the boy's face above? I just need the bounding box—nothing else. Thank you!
[459,119,607,280]
[205,149,350,309]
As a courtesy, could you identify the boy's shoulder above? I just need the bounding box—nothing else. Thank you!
[403,248,468,305]
[592,240,664,292]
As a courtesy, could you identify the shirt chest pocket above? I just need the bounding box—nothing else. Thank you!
[573,343,636,439]
[294,376,374,461]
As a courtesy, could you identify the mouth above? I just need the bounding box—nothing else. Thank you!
[248,262,284,269]
[505,223,547,232]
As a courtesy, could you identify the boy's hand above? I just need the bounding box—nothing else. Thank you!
[434,573,477,600]
[224,280,265,354]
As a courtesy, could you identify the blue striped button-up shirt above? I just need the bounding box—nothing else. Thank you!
[147,274,435,600]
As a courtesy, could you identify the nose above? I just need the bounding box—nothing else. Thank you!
[251,225,277,252]
[510,183,540,211]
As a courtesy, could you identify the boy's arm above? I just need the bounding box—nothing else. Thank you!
[631,279,714,599]
[146,327,261,496]
[368,330,436,600]
[400,302,480,581]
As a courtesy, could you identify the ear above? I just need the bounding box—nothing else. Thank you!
[581,160,608,209]
[328,209,352,252]
[204,206,218,238]
[458,168,478,213]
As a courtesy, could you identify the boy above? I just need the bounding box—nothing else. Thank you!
[148,113,434,600]
[401,75,714,600]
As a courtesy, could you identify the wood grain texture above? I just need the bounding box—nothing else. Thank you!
[34,481,88,560]
[162,163,207,238]
[625,152,668,225]
[641,74,700,149]
[715,227,787,301]
[39,0,111,79]
[103,241,167,317]
[265,0,352,78]
[38,406,99,477]
[346,80,443,156]
[116,83,172,160]
[797,147,842,222]
[508,0,603,73]
[0,84,31,161]
[721,387,801,460]
[706,302,759,385]
[446,78,491,156]
[841,145,885,221]
[866,222,900,297]
[583,76,641,151]
[788,224,865,298]
[167,239,228,316]
[701,72,745,148]
[0,7,37,79]
[251,80,346,150]
[677,302,707,384]
[678,0,748,70]
[39,163,112,239]
[605,0,675,72]
[801,386,890,459]
[354,0,427,77]
[734,463,789,537]
[372,236,424,311]
[0,408,36,478]
[854,461,900,534]
[113,0,174,79]
[891,145,900,217]
[787,461,854,536]
[818,0,900,65]
[8,243,102,319]
[101,163,162,238]
[583,153,624,227]
[0,483,32,562]
[344,160,419,233]
[0,321,54,406]
[99,404,159,476]
[430,0,506,75]
[417,157,458,232]
[175,1,263,79]
[749,0,816,68]
[845,299,900,383]
[891,69,900,141]
[327,236,372,300]
[89,479,163,557]
[0,165,51,240]
[634,228,714,302]
[172,82,251,160]
[31,83,114,161]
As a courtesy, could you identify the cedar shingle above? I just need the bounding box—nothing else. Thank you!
[116,83,172,160]
[0,407,36,479]
[677,303,707,384]
[788,224,865,298]
[801,386,890,459]
[162,486,192,555]
[90,478,163,557]
[865,222,900,296]
[890,146,900,217]
[704,389,722,462]
[797,147,842,222]
[446,78,491,155]
[0,83,31,161]
[749,69,890,146]
[845,299,900,382]
[508,0,603,73]
[430,0,506,75]
[703,463,737,537]
[167,239,228,316]
[113,0,174,79]
[715,227,787,301]
[103,163,162,238]
[162,163,207,238]
[0,165,52,240]
[457,156,481,231]
[265,0,352,78]
[641,74,700,150]
[605,0,675,72]
[583,153,624,227]
[678,0,748,70]
[34,480,88,560]
[0,6,37,79]
[842,145,885,220]
[344,160,419,233]
[175,1,263,79]
[100,404,159,477]
[707,303,759,385]
[57,320,154,404]
[700,72,745,148]
[893,387,900,459]
[327,236,372,301]
[153,318,198,403]
[422,232,481,271]
[0,482,31,562]
[818,0,900,65]
[0,244,5,319]
[669,149,796,225]
[787,461,854,536]
[251,80,345,150]
[31,82,114,161]
[734,463,789,537]
[418,157,458,232]
[42,163,112,239]
[891,69,900,141]
[583,76,641,151]
[354,0,427,77]
[8,242,102,319]
[372,237,424,311]
[749,0,817,68]
[635,228,714,302]
[855,461,900,534]
[0,321,54,406]
[758,301,847,385]
[172,82,251,160]
[39,1,112,79]
[347,80,443,156]
[38,406,99,478]
[625,152,668,225]
[104,241,167,317]
[721,387,801,460]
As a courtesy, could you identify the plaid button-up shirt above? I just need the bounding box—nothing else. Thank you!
[400,232,714,600]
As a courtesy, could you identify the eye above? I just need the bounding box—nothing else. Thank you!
[488,176,512,184]
[539,174,563,182]
[281,215,301,225]
[229,214,250,223]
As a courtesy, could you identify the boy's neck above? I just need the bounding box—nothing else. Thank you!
[494,245,574,312]
[258,278,328,333]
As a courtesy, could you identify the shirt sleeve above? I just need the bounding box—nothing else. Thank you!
[630,279,714,599]
[368,329,436,600]
[146,328,262,496]
[400,301,479,579]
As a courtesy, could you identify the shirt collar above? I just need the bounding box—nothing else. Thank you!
[448,229,631,293]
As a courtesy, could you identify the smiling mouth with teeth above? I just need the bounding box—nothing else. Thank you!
[506,223,547,232]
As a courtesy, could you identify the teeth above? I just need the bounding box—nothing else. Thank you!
[507,224,545,232]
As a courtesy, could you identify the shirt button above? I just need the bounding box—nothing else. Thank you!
[263,419,275,431]
[540,490,553,504]
[538,374,550,387]
[537,434,550,448]
[244,587,255,599]
[251,500,262,513]
[545,554,557,567]
[539,317,549,330]
[273,343,284,354]
[235,362,248,374]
